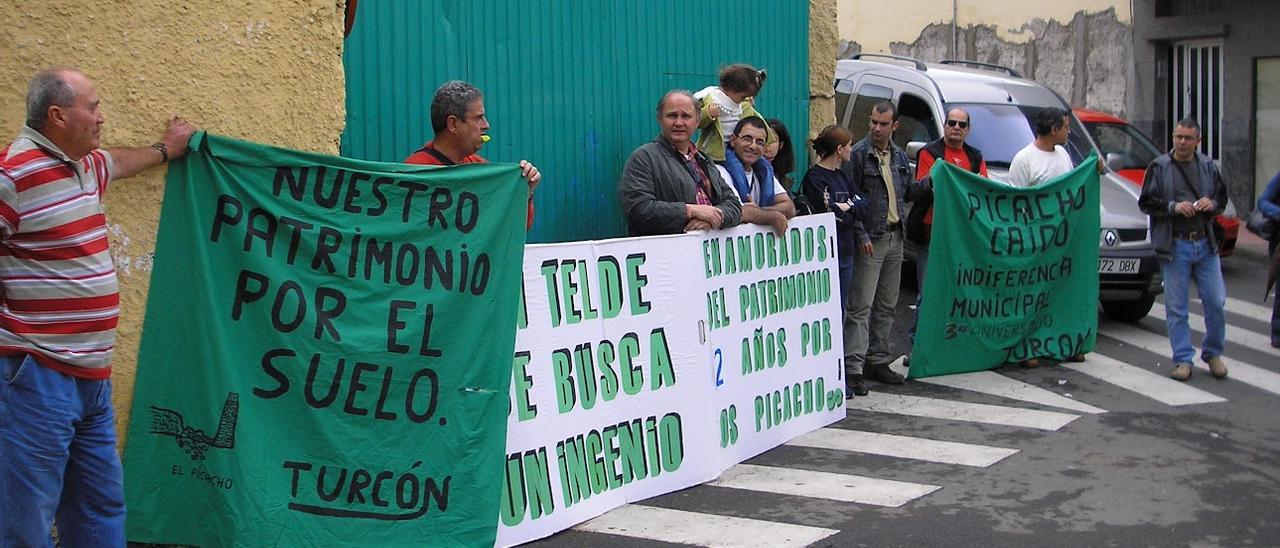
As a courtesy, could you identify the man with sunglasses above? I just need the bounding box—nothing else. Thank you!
[904,108,987,354]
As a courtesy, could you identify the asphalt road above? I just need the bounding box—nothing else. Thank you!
[528,233,1280,548]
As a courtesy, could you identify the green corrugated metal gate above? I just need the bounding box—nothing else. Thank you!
[342,1,810,243]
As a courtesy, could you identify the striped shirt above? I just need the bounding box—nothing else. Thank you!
[0,126,118,379]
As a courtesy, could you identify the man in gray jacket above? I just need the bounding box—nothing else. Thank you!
[1137,117,1229,381]
[619,90,742,236]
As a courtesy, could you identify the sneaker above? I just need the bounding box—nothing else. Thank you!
[867,366,906,385]
[847,374,869,397]
[1206,356,1228,379]
[1170,363,1193,381]
[903,354,911,368]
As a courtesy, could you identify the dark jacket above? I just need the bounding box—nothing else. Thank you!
[1258,169,1280,248]
[839,137,917,245]
[800,165,869,258]
[619,136,743,236]
[1137,151,1229,259]
[904,139,984,245]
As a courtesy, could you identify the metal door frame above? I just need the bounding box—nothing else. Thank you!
[1167,38,1224,161]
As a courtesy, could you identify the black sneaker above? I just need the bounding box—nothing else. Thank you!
[867,366,905,385]
[847,374,869,397]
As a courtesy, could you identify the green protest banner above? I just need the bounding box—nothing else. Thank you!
[123,132,526,547]
[909,158,1100,379]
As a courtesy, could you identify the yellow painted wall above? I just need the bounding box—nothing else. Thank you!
[811,0,840,142]
[0,1,347,445]
[838,0,1130,52]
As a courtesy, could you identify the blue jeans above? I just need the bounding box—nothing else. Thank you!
[1159,239,1226,364]
[0,354,125,547]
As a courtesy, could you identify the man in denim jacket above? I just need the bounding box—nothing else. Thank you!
[839,101,918,393]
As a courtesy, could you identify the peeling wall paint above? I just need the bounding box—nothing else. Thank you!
[836,4,1134,117]
[838,0,1130,53]
[0,1,347,445]
[810,0,840,144]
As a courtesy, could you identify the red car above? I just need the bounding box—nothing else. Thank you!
[1075,108,1240,256]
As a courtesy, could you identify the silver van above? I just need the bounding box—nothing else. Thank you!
[834,54,1162,322]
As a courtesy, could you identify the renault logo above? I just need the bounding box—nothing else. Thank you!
[1104,229,1118,246]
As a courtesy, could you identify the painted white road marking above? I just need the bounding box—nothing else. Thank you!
[916,370,1107,414]
[1063,352,1227,406]
[787,427,1018,468]
[573,505,839,548]
[1100,319,1280,396]
[710,463,940,508]
[845,392,1080,431]
[1150,302,1280,358]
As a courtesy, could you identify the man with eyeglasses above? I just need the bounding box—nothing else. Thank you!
[714,115,795,233]
[903,108,987,358]
[405,80,542,229]
[1138,117,1229,382]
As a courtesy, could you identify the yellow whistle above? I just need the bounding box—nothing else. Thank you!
[480,134,491,143]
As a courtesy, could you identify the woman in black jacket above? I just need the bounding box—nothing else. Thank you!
[801,125,870,394]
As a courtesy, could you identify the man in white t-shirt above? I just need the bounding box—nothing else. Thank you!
[1004,107,1088,366]
[715,116,795,232]
[1008,108,1074,188]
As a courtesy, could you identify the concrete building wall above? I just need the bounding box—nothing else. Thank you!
[0,1,347,444]
[811,0,840,143]
[835,1,1135,117]
[1132,0,1280,206]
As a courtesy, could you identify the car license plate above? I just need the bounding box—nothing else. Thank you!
[1098,258,1140,274]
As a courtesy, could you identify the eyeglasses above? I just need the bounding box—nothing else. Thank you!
[945,119,969,129]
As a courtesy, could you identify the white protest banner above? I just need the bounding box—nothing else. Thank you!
[497,234,719,546]
[498,215,845,546]
[702,214,846,466]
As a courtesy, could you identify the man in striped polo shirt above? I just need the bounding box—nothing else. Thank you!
[0,67,195,546]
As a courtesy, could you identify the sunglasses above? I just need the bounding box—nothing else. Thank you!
[945,119,969,129]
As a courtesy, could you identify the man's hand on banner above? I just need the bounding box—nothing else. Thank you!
[161,115,197,161]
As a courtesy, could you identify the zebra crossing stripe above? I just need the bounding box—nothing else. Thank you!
[572,504,839,548]
[709,463,941,508]
[845,392,1080,431]
[1099,319,1280,396]
[787,427,1018,468]
[915,370,1107,414]
[1063,352,1227,406]
[1149,302,1280,358]
[1206,296,1274,324]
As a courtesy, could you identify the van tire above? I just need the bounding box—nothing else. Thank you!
[1101,294,1156,323]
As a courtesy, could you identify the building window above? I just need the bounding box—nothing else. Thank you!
[1155,0,1223,17]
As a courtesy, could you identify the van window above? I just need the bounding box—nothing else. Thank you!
[842,83,892,139]
[894,93,939,149]
[951,103,1097,167]
[1086,123,1160,169]
[834,78,855,131]
[951,103,1036,167]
